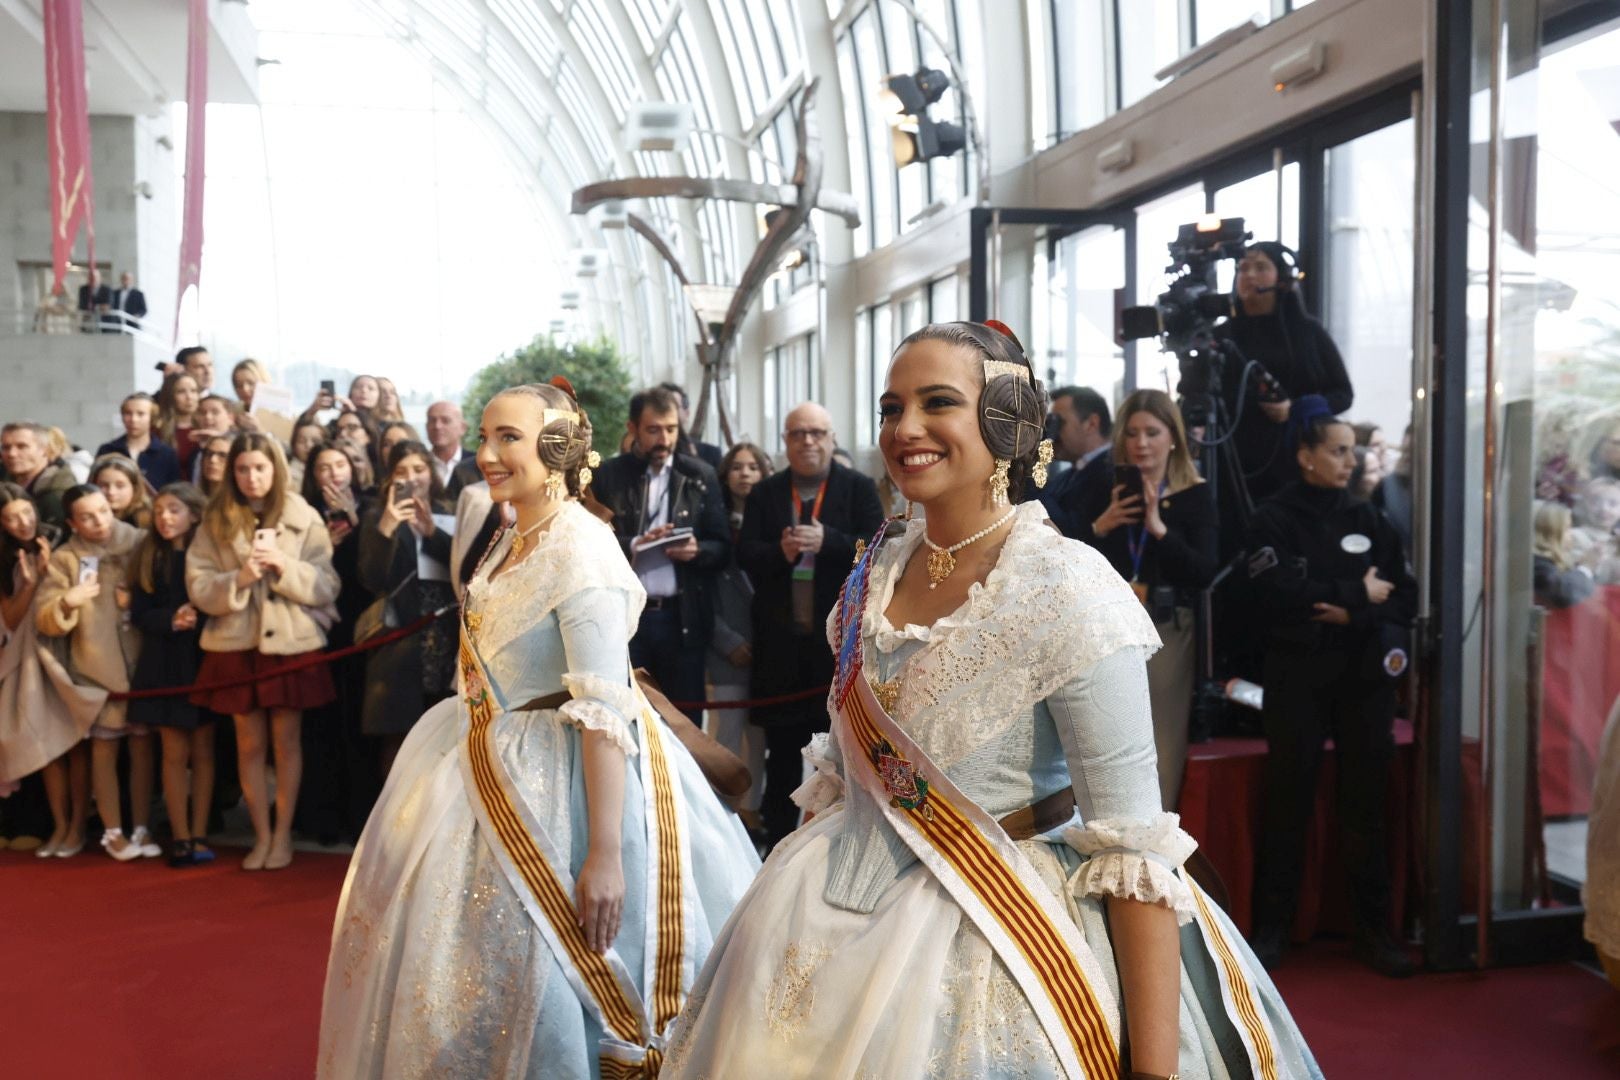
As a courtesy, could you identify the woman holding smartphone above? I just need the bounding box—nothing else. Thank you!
[357,441,456,776]
[186,433,340,870]
[1081,389,1217,810]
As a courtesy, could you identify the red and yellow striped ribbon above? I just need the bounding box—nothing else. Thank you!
[842,678,1117,1079]
[1190,886,1277,1080]
[458,627,686,1073]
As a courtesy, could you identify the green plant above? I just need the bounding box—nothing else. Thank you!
[462,333,633,459]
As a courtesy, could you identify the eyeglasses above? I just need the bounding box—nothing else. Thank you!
[784,428,831,443]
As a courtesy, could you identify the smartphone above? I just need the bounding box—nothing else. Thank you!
[1113,463,1145,504]
[77,555,100,583]
[252,527,276,553]
[392,479,411,505]
[320,378,335,396]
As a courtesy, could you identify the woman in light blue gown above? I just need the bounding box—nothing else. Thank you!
[318,383,759,1079]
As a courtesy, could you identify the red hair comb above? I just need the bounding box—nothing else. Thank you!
[982,319,1025,355]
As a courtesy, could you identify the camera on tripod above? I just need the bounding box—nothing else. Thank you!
[1119,215,1285,425]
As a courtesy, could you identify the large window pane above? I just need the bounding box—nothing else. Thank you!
[1051,0,1110,140]
[1527,19,1620,895]
[1048,225,1127,398]
[1324,119,1415,442]
[1119,0,1183,109]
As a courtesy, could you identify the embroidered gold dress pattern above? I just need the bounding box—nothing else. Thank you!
[763,941,833,1041]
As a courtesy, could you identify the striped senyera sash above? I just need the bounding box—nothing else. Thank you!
[457,609,691,1078]
[829,525,1120,1079]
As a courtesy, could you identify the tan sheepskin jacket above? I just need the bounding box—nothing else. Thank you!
[185,493,340,656]
[35,519,143,729]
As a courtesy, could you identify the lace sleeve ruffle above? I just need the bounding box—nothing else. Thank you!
[558,671,640,757]
[1061,812,1198,925]
[790,732,844,814]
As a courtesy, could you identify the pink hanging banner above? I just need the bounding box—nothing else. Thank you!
[175,0,208,335]
[43,0,95,296]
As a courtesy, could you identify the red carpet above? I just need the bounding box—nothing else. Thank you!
[3,847,1618,1078]
[0,847,348,1080]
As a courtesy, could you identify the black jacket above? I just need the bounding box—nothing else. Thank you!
[1077,477,1218,601]
[738,462,886,725]
[95,435,182,490]
[1245,481,1415,653]
[592,451,729,649]
[127,546,203,728]
[1203,300,1353,503]
[1533,556,1595,610]
[1039,451,1112,542]
[357,501,454,731]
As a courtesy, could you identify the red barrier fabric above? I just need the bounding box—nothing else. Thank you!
[1540,586,1620,818]
[1175,719,1416,940]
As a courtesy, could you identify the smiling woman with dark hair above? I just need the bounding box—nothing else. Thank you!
[664,323,1321,1080]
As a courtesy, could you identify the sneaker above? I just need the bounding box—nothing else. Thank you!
[130,826,163,858]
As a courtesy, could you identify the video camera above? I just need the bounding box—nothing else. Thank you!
[1120,216,1287,425]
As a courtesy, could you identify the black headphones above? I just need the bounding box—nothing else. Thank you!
[1245,241,1302,287]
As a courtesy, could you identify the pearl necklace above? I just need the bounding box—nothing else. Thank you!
[921,507,1017,589]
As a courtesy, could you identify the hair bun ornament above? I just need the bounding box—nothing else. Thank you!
[548,375,578,399]
[982,320,1025,355]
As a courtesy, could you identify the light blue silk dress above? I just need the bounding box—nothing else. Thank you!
[318,502,760,1079]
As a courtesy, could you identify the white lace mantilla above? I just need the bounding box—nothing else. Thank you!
[843,502,1162,770]
[463,502,646,666]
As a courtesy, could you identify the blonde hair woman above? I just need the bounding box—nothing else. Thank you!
[1082,388,1216,809]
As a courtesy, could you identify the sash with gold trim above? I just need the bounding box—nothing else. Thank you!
[830,525,1120,1080]
[834,526,1284,1080]
[456,608,692,1078]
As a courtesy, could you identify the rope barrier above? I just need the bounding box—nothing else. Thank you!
[105,607,457,701]
[102,604,834,713]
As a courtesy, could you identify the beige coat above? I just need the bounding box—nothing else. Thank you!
[186,493,340,656]
[35,520,143,730]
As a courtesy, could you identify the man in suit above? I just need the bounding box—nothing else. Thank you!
[425,401,476,496]
[592,387,730,718]
[740,401,885,847]
[659,381,723,470]
[76,270,109,333]
[1040,386,1114,539]
[108,271,147,332]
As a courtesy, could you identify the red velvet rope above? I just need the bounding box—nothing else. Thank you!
[106,608,455,701]
[105,604,832,712]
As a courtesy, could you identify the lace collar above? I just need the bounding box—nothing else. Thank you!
[867,501,1046,653]
[465,502,646,660]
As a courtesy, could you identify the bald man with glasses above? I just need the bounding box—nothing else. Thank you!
[738,402,885,847]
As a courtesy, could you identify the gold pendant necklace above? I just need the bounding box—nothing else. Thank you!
[920,507,1018,590]
[509,503,565,557]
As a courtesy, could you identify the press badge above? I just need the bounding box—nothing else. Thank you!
[1340,533,1372,555]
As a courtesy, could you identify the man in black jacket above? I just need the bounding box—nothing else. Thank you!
[1039,386,1113,539]
[108,271,147,332]
[740,402,885,846]
[592,387,729,718]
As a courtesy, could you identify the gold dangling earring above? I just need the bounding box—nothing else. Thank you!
[544,470,566,500]
[989,458,1011,508]
[1032,439,1054,489]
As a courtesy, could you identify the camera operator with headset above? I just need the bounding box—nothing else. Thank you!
[1078,389,1218,811]
[1211,242,1354,505]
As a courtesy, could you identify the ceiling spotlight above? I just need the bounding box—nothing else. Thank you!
[879,67,950,118]
[891,116,966,168]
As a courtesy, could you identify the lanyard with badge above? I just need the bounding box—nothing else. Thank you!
[791,479,828,583]
[1124,480,1169,606]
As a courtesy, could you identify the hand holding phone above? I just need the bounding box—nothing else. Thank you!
[1113,463,1145,504]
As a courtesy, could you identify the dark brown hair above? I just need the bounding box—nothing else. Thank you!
[894,321,1049,502]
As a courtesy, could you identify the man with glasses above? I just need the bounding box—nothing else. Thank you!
[592,387,730,720]
[738,402,885,847]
